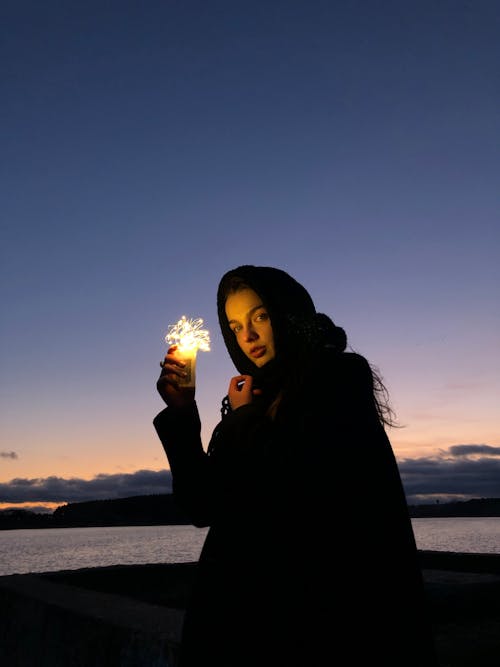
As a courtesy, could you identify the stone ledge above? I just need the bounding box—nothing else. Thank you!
[2,555,500,666]
[0,570,185,666]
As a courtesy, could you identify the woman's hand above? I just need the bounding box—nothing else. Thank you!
[228,375,262,411]
[156,345,195,408]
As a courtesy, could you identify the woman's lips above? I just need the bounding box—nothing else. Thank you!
[250,346,266,358]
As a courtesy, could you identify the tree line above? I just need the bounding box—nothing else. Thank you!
[1,494,500,530]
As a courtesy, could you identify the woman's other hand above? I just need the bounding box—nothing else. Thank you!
[157,345,195,408]
[228,375,261,411]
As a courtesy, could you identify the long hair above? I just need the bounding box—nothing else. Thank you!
[367,361,400,429]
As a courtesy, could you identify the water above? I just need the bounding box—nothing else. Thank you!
[411,516,500,555]
[1,518,499,577]
[0,524,208,576]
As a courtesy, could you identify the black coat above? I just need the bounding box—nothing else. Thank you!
[153,352,438,666]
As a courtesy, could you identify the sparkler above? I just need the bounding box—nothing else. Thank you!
[163,315,211,387]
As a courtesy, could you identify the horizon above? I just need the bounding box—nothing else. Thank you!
[4,491,500,517]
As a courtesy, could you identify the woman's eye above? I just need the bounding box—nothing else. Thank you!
[232,325,242,333]
[255,312,268,322]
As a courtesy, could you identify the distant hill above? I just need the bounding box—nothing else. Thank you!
[408,497,500,518]
[2,495,500,530]
[0,494,189,530]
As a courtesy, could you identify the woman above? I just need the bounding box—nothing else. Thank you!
[153,265,437,667]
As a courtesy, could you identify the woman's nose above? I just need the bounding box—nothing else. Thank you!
[243,326,258,342]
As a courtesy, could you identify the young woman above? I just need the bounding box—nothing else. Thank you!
[154,265,437,667]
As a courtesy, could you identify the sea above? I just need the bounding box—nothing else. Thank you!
[1,518,500,577]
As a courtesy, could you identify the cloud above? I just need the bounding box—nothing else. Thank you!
[448,444,500,457]
[398,443,500,504]
[0,451,18,459]
[1,443,499,508]
[0,469,172,504]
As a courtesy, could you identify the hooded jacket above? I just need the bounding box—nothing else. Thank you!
[153,265,437,667]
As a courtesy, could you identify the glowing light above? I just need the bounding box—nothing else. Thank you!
[164,315,211,388]
[165,315,211,352]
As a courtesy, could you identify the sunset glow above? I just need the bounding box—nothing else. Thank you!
[2,1,498,512]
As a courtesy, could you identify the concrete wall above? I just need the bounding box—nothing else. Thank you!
[3,554,500,666]
[0,565,190,667]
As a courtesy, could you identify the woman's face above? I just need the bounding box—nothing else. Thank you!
[225,288,276,367]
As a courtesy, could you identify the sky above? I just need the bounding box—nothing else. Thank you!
[1,0,499,512]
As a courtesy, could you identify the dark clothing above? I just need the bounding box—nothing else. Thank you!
[153,352,438,666]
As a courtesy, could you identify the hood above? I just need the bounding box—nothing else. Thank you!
[217,265,341,377]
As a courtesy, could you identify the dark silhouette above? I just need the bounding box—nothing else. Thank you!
[4,496,500,531]
[154,264,438,666]
[0,494,189,531]
[3,495,500,531]
[410,497,500,517]
[52,493,190,526]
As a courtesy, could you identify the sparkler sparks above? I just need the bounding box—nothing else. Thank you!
[165,315,211,352]
[163,315,211,388]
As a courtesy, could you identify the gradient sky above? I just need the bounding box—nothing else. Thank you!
[2,0,499,511]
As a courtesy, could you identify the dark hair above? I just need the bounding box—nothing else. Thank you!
[368,362,399,429]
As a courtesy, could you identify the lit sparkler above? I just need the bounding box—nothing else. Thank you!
[163,315,211,387]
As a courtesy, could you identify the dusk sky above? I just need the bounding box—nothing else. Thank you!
[2,0,499,512]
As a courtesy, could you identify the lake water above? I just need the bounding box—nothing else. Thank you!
[1,518,499,577]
